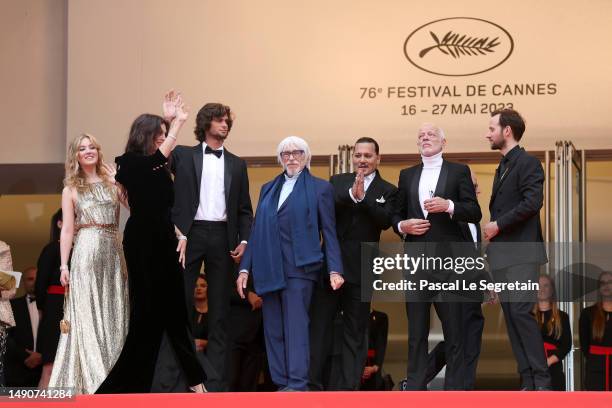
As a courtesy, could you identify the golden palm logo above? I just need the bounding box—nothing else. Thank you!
[404,17,514,77]
[419,31,501,59]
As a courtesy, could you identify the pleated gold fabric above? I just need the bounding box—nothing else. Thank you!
[49,182,129,394]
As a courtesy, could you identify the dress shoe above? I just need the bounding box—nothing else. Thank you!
[189,383,207,393]
[535,386,552,391]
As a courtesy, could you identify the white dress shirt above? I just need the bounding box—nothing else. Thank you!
[26,294,39,351]
[194,144,227,221]
[468,223,478,248]
[278,171,302,209]
[397,151,454,234]
[348,171,376,203]
[240,171,301,274]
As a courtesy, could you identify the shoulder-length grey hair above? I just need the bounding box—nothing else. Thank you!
[276,136,312,169]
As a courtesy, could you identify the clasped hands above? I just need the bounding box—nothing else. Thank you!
[398,197,449,236]
[351,172,366,201]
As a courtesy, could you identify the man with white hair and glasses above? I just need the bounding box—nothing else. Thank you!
[236,136,344,391]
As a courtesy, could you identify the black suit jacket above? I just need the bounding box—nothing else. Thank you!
[171,144,253,249]
[459,221,493,287]
[486,147,547,270]
[6,296,40,386]
[392,160,481,242]
[330,171,398,285]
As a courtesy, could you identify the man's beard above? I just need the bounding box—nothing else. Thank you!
[208,131,228,141]
[490,139,505,150]
[285,165,301,177]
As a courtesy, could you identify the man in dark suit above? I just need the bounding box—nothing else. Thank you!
[392,123,481,390]
[227,281,264,392]
[6,266,42,387]
[424,169,487,390]
[237,136,344,391]
[483,108,551,391]
[309,137,398,391]
[153,102,253,392]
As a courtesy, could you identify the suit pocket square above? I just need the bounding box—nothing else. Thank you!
[376,196,386,203]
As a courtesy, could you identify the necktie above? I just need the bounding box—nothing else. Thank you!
[205,146,222,158]
[495,157,508,185]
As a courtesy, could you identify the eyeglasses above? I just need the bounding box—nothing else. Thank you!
[280,150,305,160]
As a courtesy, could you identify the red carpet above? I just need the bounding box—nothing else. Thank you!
[2,391,611,407]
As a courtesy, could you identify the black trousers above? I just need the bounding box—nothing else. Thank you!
[493,263,551,389]
[184,221,233,392]
[309,282,370,391]
[227,303,265,391]
[405,297,465,390]
[425,301,484,389]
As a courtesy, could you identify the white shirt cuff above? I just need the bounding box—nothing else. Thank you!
[348,188,364,203]
[240,240,248,245]
[239,269,249,275]
[446,199,455,216]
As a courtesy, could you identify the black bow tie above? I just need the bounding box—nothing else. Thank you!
[205,146,223,158]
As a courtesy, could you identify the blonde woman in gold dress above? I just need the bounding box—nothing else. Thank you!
[48,134,129,394]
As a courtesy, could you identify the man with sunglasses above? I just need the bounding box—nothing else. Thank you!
[309,137,398,391]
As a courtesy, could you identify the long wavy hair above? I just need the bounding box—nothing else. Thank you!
[534,274,563,339]
[592,271,612,342]
[125,114,169,155]
[64,133,112,192]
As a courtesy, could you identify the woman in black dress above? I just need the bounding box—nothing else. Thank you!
[192,275,208,353]
[98,93,205,393]
[579,271,612,391]
[534,274,571,391]
[35,209,64,388]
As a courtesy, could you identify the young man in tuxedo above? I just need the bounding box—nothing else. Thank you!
[483,109,551,391]
[6,267,42,387]
[154,101,253,392]
[309,137,398,391]
[392,124,481,390]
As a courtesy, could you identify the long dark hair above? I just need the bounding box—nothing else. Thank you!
[194,103,233,142]
[593,271,612,341]
[125,114,169,155]
[534,274,563,339]
[50,208,62,242]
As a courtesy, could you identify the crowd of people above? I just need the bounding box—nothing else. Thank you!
[0,93,610,393]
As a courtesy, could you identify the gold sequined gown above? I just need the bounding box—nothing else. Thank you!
[49,182,129,394]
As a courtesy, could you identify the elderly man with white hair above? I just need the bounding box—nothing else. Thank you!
[392,123,481,390]
[237,136,344,391]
